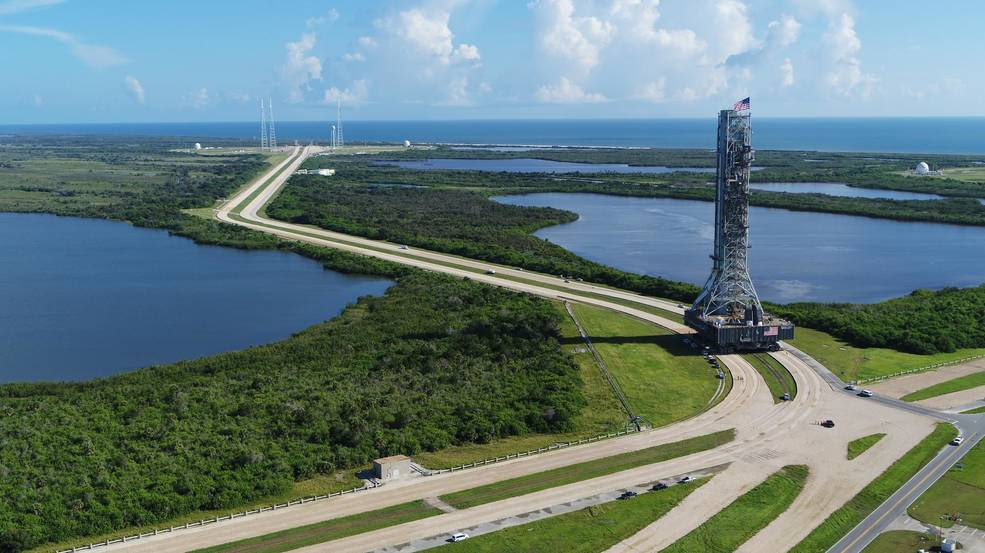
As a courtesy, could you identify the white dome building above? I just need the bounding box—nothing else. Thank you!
[914,161,930,174]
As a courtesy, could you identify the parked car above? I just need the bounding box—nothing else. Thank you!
[716,371,725,379]
[844,384,857,391]
[485,269,496,275]
[858,389,873,398]
[651,482,668,491]
[618,490,638,500]
[781,392,791,401]
[398,244,409,250]
[678,476,694,484]
[449,532,470,542]
[951,436,964,446]
[821,419,835,428]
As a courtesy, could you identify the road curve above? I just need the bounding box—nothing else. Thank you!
[100,147,942,552]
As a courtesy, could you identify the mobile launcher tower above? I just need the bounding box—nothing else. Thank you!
[684,106,794,352]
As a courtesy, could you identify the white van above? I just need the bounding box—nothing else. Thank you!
[449,532,470,542]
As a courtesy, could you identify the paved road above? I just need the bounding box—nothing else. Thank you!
[97,147,961,553]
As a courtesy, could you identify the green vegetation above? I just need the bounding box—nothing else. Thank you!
[910,438,985,531]
[413,302,626,469]
[446,478,707,553]
[790,423,959,553]
[848,434,887,460]
[772,287,985,355]
[189,500,442,553]
[902,371,985,402]
[570,303,720,426]
[960,405,985,414]
[439,429,735,510]
[744,353,797,403]
[860,530,939,553]
[0,269,591,551]
[660,465,809,553]
[786,327,985,382]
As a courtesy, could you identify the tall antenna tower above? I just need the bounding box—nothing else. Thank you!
[331,124,337,150]
[267,97,277,149]
[259,98,268,150]
[684,101,793,352]
[336,98,344,148]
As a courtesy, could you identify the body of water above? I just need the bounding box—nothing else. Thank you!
[494,193,985,304]
[6,117,985,154]
[0,213,391,383]
[378,158,717,174]
[749,182,945,201]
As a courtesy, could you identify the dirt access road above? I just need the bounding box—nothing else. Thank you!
[101,147,940,553]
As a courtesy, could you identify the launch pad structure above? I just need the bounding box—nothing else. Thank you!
[684,107,794,352]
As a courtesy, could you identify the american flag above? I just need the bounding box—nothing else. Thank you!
[733,97,750,111]
[764,326,778,337]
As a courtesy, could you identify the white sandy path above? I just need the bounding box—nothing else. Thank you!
[915,385,985,411]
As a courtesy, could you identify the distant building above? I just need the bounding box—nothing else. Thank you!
[194,143,202,150]
[912,161,943,176]
[404,140,412,148]
[373,455,411,481]
[294,168,335,176]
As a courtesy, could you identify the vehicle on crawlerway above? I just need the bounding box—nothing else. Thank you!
[679,476,694,484]
[859,389,873,398]
[651,482,668,491]
[618,490,638,500]
[449,532,469,542]
[821,419,836,428]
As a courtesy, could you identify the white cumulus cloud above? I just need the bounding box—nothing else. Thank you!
[281,32,322,103]
[183,87,210,109]
[780,58,795,87]
[822,13,875,97]
[323,79,368,105]
[536,77,606,103]
[377,6,480,66]
[124,75,145,104]
[0,0,64,16]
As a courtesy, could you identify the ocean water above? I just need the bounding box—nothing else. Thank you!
[5,117,985,154]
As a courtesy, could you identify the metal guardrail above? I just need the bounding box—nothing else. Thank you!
[56,426,643,552]
[856,354,985,384]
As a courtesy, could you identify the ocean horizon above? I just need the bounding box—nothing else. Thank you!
[3,117,985,155]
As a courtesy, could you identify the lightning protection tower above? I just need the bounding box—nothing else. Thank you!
[331,124,337,150]
[259,98,268,150]
[267,97,277,149]
[336,98,344,148]
[684,104,794,352]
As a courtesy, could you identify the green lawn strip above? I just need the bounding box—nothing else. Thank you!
[414,302,626,470]
[439,429,735,510]
[860,530,940,553]
[960,405,985,415]
[571,303,719,426]
[743,353,797,403]
[189,500,441,553]
[445,478,708,553]
[786,327,985,383]
[909,438,985,530]
[30,473,365,553]
[659,465,809,553]
[901,371,985,402]
[848,434,887,460]
[790,423,959,553]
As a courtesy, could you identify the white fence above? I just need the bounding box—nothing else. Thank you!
[857,354,985,384]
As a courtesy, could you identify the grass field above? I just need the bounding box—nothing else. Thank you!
[860,530,939,553]
[571,303,720,427]
[790,423,958,553]
[439,429,735,510]
[941,166,985,183]
[660,465,809,553]
[960,405,985,414]
[189,500,441,553]
[847,434,886,460]
[445,478,707,552]
[787,327,985,383]
[901,371,985,402]
[744,353,797,403]
[909,438,985,531]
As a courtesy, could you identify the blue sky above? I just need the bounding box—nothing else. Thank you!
[0,0,981,123]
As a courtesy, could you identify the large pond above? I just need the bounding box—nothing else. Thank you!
[378,158,720,174]
[0,213,392,383]
[749,182,945,201]
[493,193,985,304]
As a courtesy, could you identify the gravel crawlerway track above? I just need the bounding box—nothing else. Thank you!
[99,147,937,553]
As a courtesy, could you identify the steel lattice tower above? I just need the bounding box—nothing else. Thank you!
[685,107,793,351]
[268,97,277,149]
[336,98,344,148]
[259,98,268,150]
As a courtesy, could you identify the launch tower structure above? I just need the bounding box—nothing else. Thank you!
[684,107,794,352]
